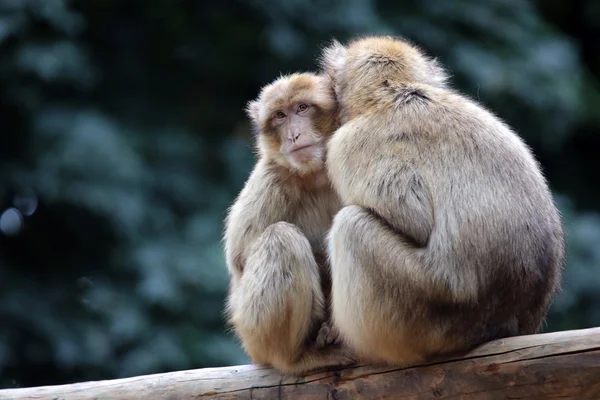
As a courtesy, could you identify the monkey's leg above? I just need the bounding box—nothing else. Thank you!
[230,221,354,375]
[328,205,441,365]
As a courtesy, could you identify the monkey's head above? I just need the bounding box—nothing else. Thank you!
[319,36,448,120]
[246,73,339,175]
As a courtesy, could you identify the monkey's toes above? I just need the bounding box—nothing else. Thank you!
[316,322,341,348]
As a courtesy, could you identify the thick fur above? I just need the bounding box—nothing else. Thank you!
[224,73,353,374]
[320,36,565,365]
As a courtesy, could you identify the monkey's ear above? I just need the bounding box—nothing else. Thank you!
[246,100,261,123]
[320,39,347,78]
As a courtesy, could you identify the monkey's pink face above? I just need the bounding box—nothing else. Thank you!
[268,102,326,172]
[247,73,339,175]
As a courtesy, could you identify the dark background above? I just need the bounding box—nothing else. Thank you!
[0,0,599,389]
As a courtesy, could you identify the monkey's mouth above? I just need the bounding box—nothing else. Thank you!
[290,143,316,153]
[289,143,321,164]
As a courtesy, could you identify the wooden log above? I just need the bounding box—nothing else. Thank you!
[1,327,600,399]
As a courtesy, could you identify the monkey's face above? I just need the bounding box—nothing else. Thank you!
[266,101,328,173]
[247,73,339,175]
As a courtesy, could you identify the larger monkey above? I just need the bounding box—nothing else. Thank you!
[320,36,565,365]
[224,72,353,374]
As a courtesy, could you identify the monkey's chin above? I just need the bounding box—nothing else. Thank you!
[288,148,324,175]
[291,145,319,162]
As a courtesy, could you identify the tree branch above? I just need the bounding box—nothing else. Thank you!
[1,327,600,399]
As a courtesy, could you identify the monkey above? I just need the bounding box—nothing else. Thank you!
[223,72,354,374]
[317,35,565,366]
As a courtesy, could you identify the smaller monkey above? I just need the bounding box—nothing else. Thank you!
[223,72,353,374]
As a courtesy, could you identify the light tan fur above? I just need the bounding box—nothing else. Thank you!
[224,73,353,374]
[319,36,565,365]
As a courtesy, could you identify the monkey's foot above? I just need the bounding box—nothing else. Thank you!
[316,322,341,349]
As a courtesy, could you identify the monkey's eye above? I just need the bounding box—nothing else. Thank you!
[297,103,309,113]
[274,111,286,119]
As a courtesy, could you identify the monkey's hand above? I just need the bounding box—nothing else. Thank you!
[315,321,342,349]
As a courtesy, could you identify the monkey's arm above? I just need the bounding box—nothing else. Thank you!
[327,119,478,303]
[326,120,434,247]
[224,164,289,280]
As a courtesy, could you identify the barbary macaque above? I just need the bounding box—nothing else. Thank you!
[223,72,353,374]
[319,36,565,365]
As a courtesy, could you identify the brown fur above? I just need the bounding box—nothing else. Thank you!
[319,36,565,365]
[224,73,353,374]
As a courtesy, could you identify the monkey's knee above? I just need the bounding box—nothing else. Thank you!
[257,221,316,265]
[328,205,371,269]
[263,220,302,238]
[249,222,322,289]
[329,205,372,247]
[331,205,369,231]
[258,221,324,311]
[231,221,325,364]
[236,221,322,321]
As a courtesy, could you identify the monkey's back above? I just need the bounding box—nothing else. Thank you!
[332,85,565,352]
[417,88,564,344]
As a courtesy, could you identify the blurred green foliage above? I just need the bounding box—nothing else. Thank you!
[0,0,599,389]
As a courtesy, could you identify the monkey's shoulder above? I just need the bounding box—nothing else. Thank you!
[382,86,526,153]
[383,81,434,107]
[243,161,339,243]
